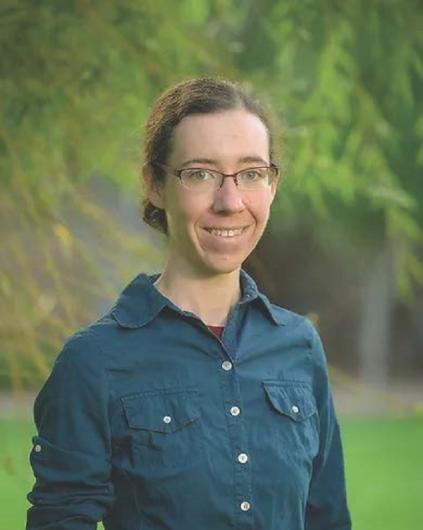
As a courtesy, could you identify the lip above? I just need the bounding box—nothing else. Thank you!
[203,226,248,232]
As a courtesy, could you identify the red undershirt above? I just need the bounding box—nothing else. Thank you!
[208,325,224,340]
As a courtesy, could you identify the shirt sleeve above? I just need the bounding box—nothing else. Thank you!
[26,330,115,530]
[305,324,352,530]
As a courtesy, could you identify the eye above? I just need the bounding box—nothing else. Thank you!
[240,168,265,182]
[184,169,214,182]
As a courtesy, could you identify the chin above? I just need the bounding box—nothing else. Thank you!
[200,256,245,276]
[191,243,251,276]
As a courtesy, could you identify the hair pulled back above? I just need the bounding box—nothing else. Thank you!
[142,77,276,234]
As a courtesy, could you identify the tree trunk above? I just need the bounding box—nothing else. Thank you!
[358,242,395,409]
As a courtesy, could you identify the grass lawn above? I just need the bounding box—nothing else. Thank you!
[340,415,423,530]
[1,415,422,529]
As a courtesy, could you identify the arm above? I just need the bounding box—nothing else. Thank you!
[305,325,352,530]
[26,330,115,530]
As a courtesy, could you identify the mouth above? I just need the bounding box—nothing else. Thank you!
[203,226,248,238]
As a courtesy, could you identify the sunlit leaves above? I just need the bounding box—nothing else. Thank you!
[0,0,422,389]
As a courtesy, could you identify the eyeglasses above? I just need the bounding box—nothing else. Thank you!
[155,164,279,192]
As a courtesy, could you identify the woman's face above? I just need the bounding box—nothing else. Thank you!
[146,109,278,278]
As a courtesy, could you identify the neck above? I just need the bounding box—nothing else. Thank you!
[154,262,242,326]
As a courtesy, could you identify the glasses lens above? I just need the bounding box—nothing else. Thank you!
[180,169,217,190]
[237,167,274,190]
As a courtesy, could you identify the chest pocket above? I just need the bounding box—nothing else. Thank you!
[263,381,319,460]
[121,387,203,470]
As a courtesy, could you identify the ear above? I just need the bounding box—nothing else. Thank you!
[142,164,165,209]
[269,174,280,204]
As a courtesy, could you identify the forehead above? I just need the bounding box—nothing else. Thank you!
[168,109,270,165]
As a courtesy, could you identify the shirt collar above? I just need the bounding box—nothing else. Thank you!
[112,270,286,329]
[239,269,286,326]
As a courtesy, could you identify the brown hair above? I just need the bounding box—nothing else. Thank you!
[142,77,277,234]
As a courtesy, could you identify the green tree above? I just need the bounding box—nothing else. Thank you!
[0,0,233,390]
[231,0,423,386]
[1,0,422,391]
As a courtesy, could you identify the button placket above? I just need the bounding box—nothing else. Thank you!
[215,316,253,526]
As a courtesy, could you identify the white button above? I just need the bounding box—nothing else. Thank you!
[230,406,240,416]
[222,360,233,371]
[240,501,251,511]
[237,452,248,464]
[34,444,42,453]
[163,415,172,424]
[291,405,299,414]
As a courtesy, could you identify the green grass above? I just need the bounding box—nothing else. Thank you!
[340,415,423,530]
[1,419,34,530]
[2,415,422,529]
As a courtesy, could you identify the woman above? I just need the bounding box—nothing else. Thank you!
[27,77,351,530]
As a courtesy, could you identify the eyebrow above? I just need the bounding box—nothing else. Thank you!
[179,156,269,168]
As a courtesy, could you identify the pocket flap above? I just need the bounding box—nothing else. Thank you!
[263,381,316,421]
[121,388,200,433]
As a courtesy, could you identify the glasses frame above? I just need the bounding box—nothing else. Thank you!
[153,162,279,191]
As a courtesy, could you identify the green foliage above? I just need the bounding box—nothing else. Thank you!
[1,0,226,389]
[0,0,226,191]
[0,0,422,387]
[247,2,420,293]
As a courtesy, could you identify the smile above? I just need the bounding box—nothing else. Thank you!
[204,227,247,238]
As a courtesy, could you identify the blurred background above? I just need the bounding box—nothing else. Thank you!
[1,0,422,529]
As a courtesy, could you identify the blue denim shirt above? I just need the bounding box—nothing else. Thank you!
[27,271,351,530]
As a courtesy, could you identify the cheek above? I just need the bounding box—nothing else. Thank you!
[166,195,208,236]
[249,197,273,226]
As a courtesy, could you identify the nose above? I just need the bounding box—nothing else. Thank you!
[212,177,245,214]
